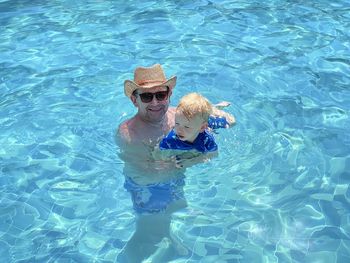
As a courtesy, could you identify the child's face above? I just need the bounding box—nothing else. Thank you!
[174,111,207,143]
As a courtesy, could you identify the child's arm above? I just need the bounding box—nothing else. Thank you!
[209,108,236,128]
[210,102,236,127]
[213,101,231,109]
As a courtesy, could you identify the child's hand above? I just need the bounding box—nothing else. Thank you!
[225,113,236,126]
[213,101,231,109]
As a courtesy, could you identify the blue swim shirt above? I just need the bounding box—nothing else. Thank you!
[159,116,229,153]
[159,129,217,153]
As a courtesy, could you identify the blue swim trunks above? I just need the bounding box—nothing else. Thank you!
[124,176,185,214]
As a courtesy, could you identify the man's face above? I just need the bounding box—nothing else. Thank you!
[132,86,171,123]
[174,110,206,143]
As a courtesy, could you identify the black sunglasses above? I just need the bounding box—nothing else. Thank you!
[136,89,169,103]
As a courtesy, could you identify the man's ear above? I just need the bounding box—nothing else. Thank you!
[130,95,138,107]
[200,122,208,132]
[168,89,173,103]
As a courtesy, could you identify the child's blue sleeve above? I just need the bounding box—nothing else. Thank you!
[208,116,229,129]
[159,131,176,150]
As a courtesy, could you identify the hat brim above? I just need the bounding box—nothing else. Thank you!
[124,76,177,97]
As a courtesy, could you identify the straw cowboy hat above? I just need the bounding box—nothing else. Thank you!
[124,64,177,97]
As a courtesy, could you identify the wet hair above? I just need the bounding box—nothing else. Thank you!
[177,92,212,122]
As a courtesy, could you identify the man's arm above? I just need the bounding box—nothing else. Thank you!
[174,151,218,169]
[116,119,134,146]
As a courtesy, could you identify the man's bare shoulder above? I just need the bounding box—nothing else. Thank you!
[116,118,135,144]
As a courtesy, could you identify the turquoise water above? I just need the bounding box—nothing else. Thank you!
[1,0,350,262]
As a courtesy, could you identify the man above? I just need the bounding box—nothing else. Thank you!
[116,64,188,262]
[116,64,234,262]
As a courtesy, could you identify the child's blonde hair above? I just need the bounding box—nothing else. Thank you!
[177,92,212,122]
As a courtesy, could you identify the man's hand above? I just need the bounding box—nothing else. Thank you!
[173,152,218,169]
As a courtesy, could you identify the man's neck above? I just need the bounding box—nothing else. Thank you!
[136,114,167,128]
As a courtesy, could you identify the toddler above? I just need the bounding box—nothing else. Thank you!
[159,92,235,153]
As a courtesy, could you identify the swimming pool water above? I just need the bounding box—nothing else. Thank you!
[1,0,350,262]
